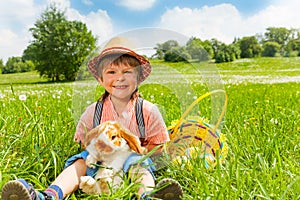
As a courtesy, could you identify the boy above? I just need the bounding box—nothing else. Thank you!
[1,37,183,200]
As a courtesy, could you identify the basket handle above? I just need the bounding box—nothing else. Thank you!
[170,89,228,140]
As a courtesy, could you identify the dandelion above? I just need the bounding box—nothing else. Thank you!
[270,118,278,125]
[19,94,27,101]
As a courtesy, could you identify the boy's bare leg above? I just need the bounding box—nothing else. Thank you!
[52,159,87,198]
[131,167,155,195]
[131,166,183,200]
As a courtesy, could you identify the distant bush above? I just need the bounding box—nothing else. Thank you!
[2,57,35,74]
[0,59,3,74]
[261,42,281,57]
[164,46,191,62]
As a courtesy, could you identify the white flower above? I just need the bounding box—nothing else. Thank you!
[19,94,27,101]
[270,118,278,125]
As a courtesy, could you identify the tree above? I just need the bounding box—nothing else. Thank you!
[211,39,240,63]
[186,37,210,61]
[1,57,33,74]
[164,46,191,62]
[264,27,292,56]
[201,40,214,59]
[264,27,291,46]
[3,57,21,73]
[154,40,179,59]
[261,41,281,57]
[210,38,223,58]
[238,36,262,58]
[284,38,300,57]
[25,4,96,81]
[0,59,4,74]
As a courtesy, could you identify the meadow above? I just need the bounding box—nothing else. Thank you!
[0,57,299,199]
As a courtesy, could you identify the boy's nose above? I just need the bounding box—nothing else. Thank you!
[116,74,125,81]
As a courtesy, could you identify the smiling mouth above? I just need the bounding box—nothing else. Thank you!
[114,85,127,89]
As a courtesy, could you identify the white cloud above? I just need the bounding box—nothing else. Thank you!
[82,0,93,6]
[116,0,157,11]
[247,0,300,30]
[0,0,113,63]
[65,9,113,43]
[158,1,300,44]
[46,0,113,43]
[2,0,300,64]
[0,0,42,63]
[0,30,29,61]
[158,4,241,43]
[46,0,71,9]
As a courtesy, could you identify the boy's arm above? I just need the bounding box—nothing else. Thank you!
[74,103,96,146]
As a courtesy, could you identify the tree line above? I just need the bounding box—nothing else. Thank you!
[1,4,300,81]
[154,27,300,63]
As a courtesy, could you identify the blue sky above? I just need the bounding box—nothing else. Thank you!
[1,0,300,62]
[69,0,273,32]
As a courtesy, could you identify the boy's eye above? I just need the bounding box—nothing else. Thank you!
[107,71,115,74]
[125,70,132,73]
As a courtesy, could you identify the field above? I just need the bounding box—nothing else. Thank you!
[0,57,299,199]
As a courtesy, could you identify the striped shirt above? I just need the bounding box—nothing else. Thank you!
[74,95,170,147]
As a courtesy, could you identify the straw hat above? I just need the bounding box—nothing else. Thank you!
[88,36,152,84]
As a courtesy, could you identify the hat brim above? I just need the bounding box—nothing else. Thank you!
[88,47,151,84]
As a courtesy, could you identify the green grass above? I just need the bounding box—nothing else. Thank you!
[0,71,48,85]
[0,57,299,199]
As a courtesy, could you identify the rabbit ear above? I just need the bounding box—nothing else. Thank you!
[85,127,100,147]
[118,125,146,154]
[85,122,107,147]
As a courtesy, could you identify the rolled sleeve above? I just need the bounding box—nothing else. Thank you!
[74,103,96,144]
[143,101,170,145]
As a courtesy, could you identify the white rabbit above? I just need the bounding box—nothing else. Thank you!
[79,121,147,194]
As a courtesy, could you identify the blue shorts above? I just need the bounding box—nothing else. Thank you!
[64,150,156,178]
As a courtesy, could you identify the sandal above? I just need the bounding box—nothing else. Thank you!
[152,178,183,200]
[1,179,37,200]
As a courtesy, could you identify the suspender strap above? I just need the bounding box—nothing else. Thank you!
[135,97,145,138]
[93,97,146,142]
[93,100,103,128]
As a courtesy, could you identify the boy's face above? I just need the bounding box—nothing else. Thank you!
[98,63,138,101]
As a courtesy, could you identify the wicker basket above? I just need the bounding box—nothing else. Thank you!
[166,89,228,168]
